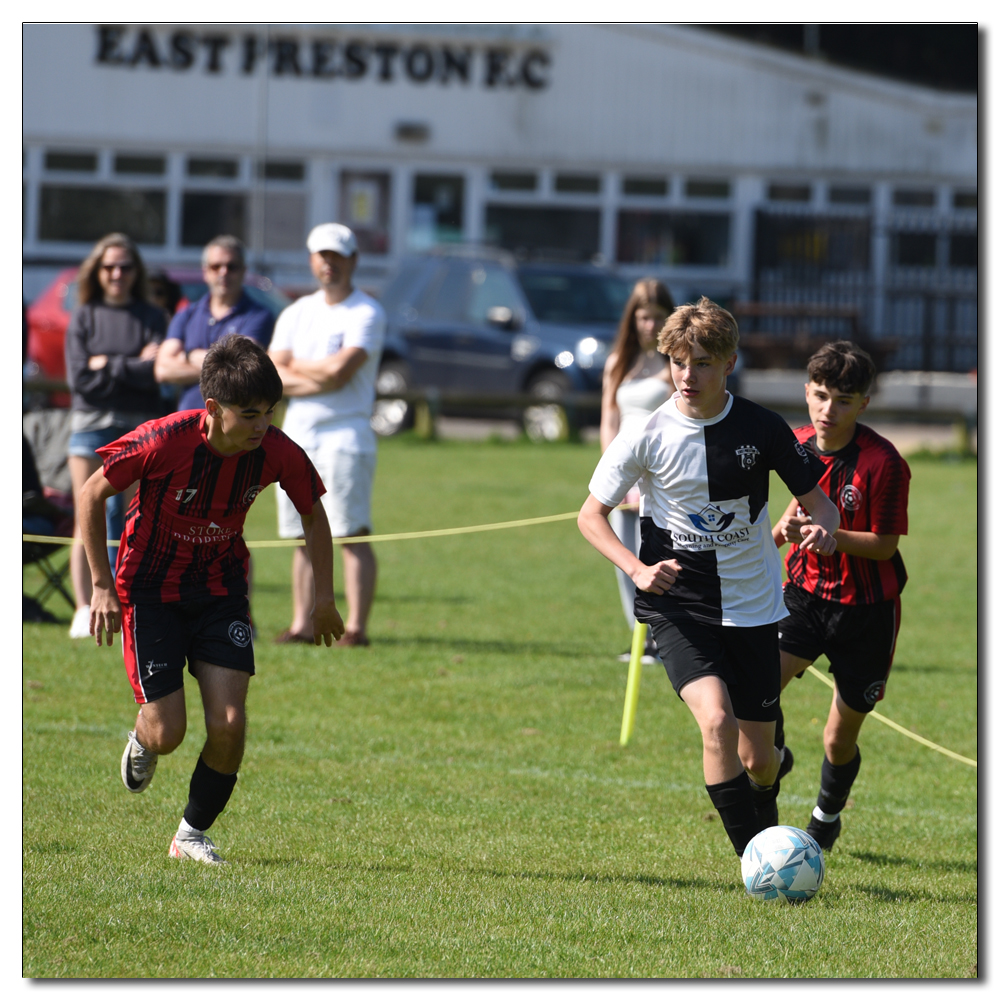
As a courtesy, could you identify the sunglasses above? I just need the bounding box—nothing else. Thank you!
[206,262,245,272]
[100,262,135,273]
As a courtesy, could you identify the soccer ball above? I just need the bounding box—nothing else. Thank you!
[741,825,825,903]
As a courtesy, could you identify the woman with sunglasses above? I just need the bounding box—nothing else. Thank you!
[65,232,166,638]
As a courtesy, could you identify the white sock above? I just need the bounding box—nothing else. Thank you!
[813,806,840,824]
[178,817,203,838]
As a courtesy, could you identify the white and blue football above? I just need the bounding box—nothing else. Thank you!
[741,825,825,903]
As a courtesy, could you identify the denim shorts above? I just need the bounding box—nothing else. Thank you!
[68,424,133,458]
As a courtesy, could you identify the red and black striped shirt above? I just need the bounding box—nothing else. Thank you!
[784,423,909,604]
[98,409,324,604]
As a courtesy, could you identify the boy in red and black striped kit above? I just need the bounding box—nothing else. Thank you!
[773,341,910,851]
[79,334,345,865]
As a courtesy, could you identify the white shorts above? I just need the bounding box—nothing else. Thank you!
[277,448,376,539]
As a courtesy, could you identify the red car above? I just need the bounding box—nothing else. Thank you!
[25,267,291,404]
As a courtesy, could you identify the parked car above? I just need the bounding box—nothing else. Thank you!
[24,266,290,405]
[373,247,632,440]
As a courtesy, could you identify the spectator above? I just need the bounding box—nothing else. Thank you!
[155,236,274,411]
[599,278,676,664]
[269,223,386,647]
[64,232,165,639]
[146,269,184,320]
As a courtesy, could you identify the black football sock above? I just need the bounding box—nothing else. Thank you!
[816,746,861,817]
[774,705,785,751]
[706,771,762,857]
[748,775,780,829]
[182,755,238,833]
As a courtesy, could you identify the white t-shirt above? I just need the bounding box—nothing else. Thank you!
[271,288,386,454]
[589,392,821,628]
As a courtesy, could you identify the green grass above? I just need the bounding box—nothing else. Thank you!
[22,439,978,978]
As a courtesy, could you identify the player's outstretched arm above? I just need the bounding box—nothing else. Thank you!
[79,468,123,647]
[577,494,681,595]
[300,503,346,646]
[793,485,840,556]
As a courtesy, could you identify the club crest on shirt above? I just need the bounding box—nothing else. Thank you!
[243,485,264,506]
[229,621,252,648]
[840,484,863,511]
[735,444,760,470]
[688,503,736,532]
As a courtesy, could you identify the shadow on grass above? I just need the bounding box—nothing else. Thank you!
[471,866,719,890]
[887,662,977,675]
[368,635,595,658]
[850,851,977,874]
[854,884,977,904]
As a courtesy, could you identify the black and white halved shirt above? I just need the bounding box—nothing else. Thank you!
[589,393,822,628]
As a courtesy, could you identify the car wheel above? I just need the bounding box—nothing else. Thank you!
[523,370,572,442]
[371,361,413,436]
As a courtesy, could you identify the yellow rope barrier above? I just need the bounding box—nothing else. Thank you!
[805,665,977,768]
[22,510,581,549]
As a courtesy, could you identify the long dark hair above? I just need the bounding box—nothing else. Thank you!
[77,232,148,306]
[606,278,675,396]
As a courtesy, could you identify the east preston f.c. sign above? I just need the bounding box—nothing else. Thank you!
[95,25,552,90]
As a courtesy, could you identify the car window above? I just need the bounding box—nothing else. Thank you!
[517,270,632,323]
[242,284,291,316]
[420,262,473,323]
[379,259,430,318]
[466,266,523,325]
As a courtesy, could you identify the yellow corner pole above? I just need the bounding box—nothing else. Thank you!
[619,621,647,746]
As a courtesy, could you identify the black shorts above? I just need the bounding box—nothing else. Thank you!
[641,614,781,722]
[122,595,255,705]
[778,582,901,714]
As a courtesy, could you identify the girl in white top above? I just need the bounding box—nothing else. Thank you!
[599,278,676,659]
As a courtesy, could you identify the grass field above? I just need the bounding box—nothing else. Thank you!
[22,436,978,979]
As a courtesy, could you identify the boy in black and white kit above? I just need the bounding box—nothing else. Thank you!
[578,297,840,861]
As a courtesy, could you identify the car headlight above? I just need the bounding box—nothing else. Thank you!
[575,336,609,370]
[554,350,575,369]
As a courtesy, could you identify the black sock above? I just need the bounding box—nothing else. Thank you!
[774,705,785,751]
[183,755,238,832]
[748,776,780,829]
[706,772,763,857]
[816,746,861,816]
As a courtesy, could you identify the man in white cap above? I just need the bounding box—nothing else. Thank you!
[269,223,386,647]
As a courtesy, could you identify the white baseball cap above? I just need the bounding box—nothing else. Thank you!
[306,222,358,256]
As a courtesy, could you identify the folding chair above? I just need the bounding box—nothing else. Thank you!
[23,535,74,616]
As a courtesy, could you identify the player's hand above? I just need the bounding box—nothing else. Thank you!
[798,523,838,557]
[90,586,122,648]
[311,599,346,646]
[631,558,682,595]
[778,513,813,546]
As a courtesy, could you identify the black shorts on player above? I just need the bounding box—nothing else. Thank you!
[122,595,255,705]
[644,615,781,723]
[778,582,900,714]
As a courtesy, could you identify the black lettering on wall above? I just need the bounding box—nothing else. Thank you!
[96,25,126,65]
[344,41,368,79]
[241,34,261,74]
[405,46,435,82]
[485,48,512,87]
[521,49,550,89]
[202,35,229,73]
[441,46,471,84]
[130,29,161,67]
[373,44,399,81]
[311,39,339,77]
[272,38,302,76]
[171,31,196,69]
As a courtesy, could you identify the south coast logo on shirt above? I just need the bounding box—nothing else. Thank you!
[674,504,751,550]
[687,503,736,533]
[840,484,863,511]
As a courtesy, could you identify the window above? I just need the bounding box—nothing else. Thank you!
[258,160,306,181]
[949,233,977,268]
[768,183,811,203]
[187,157,239,179]
[617,210,730,266]
[484,205,600,261]
[685,178,730,199]
[892,232,937,266]
[253,192,306,250]
[181,192,246,246]
[340,171,391,254]
[893,188,935,208]
[953,190,977,209]
[411,174,464,248]
[45,151,97,172]
[490,171,537,192]
[39,186,166,243]
[829,186,871,205]
[517,269,631,324]
[554,173,601,194]
[622,177,668,197]
[114,154,166,176]
[755,212,870,272]
[467,267,523,324]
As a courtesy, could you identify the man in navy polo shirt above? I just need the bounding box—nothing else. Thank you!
[155,235,275,410]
